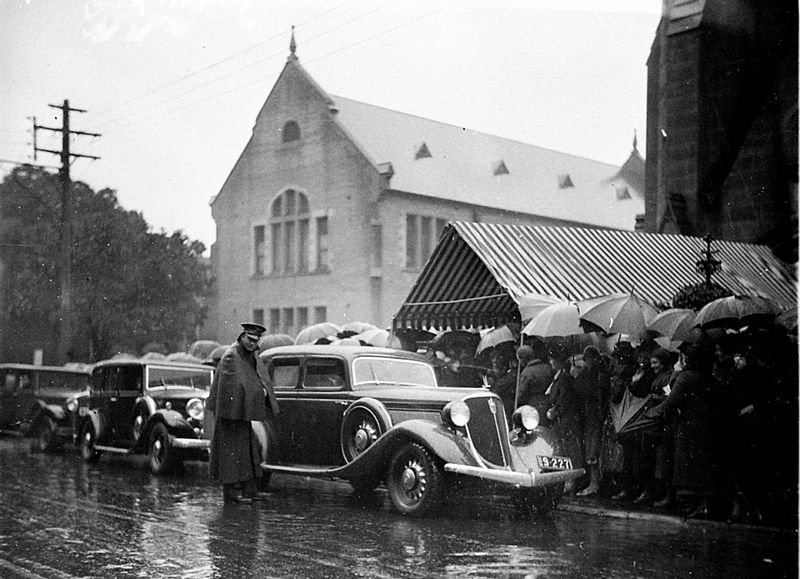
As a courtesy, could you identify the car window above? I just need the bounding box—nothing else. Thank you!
[37,371,88,393]
[2,372,17,395]
[146,366,213,391]
[303,358,346,390]
[271,358,300,390]
[352,358,438,388]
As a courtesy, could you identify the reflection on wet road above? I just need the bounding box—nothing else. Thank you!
[0,440,795,578]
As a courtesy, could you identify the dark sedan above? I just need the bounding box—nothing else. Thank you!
[259,345,584,516]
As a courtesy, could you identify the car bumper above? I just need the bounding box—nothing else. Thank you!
[443,463,585,487]
[170,438,210,450]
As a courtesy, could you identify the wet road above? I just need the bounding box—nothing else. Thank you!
[0,439,795,578]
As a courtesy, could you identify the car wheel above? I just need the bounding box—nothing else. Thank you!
[147,422,179,474]
[30,416,57,453]
[79,422,100,463]
[386,442,444,517]
[341,406,385,462]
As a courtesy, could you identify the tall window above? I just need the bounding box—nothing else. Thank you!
[271,189,310,275]
[371,224,383,269]
[282,120,300,142]
[253,225,265,275]
[252,309,265,326]
[316,216,329,271]
[282,308,295,335]
[314,306,327,323]
[406,213,448,269]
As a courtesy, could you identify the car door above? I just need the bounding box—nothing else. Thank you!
[92,366,115,444]
[0,368,34,432]
[269,355,303,464]
[109,365,143,446]
[295,356,350,466]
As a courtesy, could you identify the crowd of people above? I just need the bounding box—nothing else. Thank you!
[454,326,798,526]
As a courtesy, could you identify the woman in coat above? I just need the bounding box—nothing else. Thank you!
[546,345,583,494]
[646,343,718,518]
[574,346,609,497]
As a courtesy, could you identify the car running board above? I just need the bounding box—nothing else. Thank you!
[94,445,133,455]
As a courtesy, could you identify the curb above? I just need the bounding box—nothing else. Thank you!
[557,501,793,534]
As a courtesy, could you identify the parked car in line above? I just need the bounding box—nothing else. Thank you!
[77,358,214,473]
[0,363,92,452]
[259,345,584,517]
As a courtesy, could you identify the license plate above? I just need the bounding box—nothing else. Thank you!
[536,455,573,470]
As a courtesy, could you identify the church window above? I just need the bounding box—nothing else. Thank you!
[253,225,265,275]
[406,213,445,270]
[270,189,311,275]
[282,120,301,143]
[316,216,329,272]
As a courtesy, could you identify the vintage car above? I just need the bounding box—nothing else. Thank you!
[77,358,214,473]
[259,345,584,517]
[0,363,91,452]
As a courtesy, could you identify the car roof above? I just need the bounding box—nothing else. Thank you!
[260,345,429,364]
[91,358,213,370]
[0,363,92,374]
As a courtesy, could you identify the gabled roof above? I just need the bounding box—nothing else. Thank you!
[395,221,797,329]
[331,96,644,230]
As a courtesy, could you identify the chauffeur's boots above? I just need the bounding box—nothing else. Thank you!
[223,483,252,504]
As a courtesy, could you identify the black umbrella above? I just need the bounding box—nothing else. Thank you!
[610,390,659,435]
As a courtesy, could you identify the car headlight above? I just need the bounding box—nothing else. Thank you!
[66,398,78,413]
[512,405,540,431]
[186,398,204,420]
[441,400,470,428]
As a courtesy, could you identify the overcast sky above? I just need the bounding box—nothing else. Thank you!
[1,0,662,253]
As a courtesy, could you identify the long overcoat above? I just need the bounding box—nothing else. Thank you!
[650,368,717,494]
[207,343,280,485]
[547,370,584,468]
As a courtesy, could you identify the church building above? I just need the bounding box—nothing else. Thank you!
[206,35,644,339]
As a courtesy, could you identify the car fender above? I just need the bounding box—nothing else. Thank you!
[264,419,476,481]
[78,409,102,439]
[135,410,193,451]
[30,400,66,425]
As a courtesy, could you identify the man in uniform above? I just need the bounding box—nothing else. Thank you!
[207,322,280,504]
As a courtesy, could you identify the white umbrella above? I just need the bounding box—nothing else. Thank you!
[647,308,697,343]
[516,293,563,321]
[694,295,782,329]
[578,293,659,338]
[476,325,517,355]
[522,302,583,337]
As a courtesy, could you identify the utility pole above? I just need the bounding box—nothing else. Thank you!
[34,100,100,364]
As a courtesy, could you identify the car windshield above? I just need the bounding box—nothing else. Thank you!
[352,358,437,388]
[147,366,213,390]
[37,372,88,393]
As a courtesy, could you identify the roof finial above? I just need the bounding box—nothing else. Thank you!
[633,129,638,151]
[289,25,297,59]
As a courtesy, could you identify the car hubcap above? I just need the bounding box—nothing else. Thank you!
[133,416,143,442]
[400,459,426,498]
[152,439,162,456]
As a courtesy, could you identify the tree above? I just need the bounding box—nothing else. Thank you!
[0,165,211,363]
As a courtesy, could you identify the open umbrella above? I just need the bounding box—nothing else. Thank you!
[522,302,583,338]
[259,333,294,352]
[187,340,220,360]
[579,293,659,338]
[517,293,563,321]
[775,305,797,332]
[341,321,380,334]
[647,308,697,343]
[354,328,402,348]
[294,322,343,345]
[610,389,659,435]
[694,294,783,329]
[476,325,517,356]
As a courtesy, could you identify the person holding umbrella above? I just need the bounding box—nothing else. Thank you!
[546,344,583,495]
[574,346,610,497]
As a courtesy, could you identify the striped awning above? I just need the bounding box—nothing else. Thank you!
[394,222,797,330]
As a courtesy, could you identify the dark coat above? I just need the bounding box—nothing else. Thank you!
[491,370,517,426]
[518,359,554,419]
[547,369,584,468]
[649,368,717,494]
[207,343,279,485]
[574,364,609,464]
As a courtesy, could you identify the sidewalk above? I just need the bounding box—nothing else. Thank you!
[557,494,795,534]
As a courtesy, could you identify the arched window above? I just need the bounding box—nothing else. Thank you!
[271,189,309,274]
[282,120,301,143]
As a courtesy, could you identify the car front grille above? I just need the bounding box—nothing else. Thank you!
[463,394,509,467]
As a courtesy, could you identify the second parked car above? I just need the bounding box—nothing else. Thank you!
[77,358,214,473]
